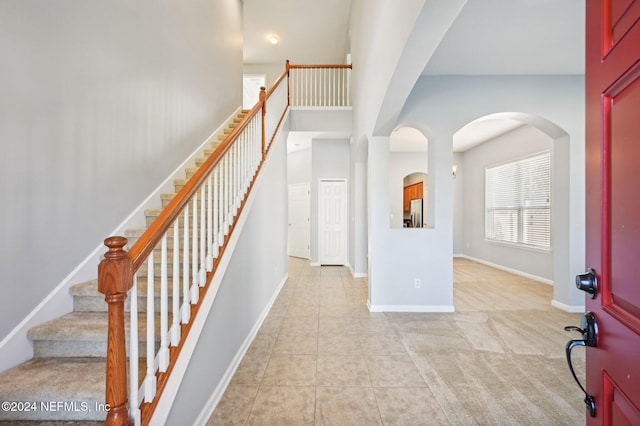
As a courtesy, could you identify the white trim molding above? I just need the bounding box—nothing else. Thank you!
[347,263,367,278]
[367,300,455,313]
[460,255,553,286]
[551,300,585,313]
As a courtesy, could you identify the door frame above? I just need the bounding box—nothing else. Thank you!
[287,182,311,260]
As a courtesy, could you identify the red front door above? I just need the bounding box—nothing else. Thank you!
[584,0,640,424]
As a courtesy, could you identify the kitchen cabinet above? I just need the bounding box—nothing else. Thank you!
[403,182,423,211]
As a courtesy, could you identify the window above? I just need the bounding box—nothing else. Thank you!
[485,152,551,250]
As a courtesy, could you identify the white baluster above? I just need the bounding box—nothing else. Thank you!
[182,205,191,324]
[219,158,226,243]
[199,185,206,286]
[235,143,241,210]
[224,154,231,235]
[191,194,199,304]
[129,275,140,425]
[171,220,181,345]
[213,166,219,258]
[159,234,169,372]
[243,134,249,192]
[206,173,213,271]
[144,251,156,402]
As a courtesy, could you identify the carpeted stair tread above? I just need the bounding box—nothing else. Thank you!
[70,279,177,313]
[27,312,162,341]
[27,313,109,341]
[0,358,106,421]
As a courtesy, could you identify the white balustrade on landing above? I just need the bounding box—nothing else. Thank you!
[289,66,351,107]
[126,107,265,422]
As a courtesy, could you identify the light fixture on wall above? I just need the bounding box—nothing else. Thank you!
[452,164,458,179]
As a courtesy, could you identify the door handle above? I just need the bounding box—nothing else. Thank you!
[564,311,598,417]
[575,268,598,298]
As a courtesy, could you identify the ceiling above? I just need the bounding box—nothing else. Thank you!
[242,0,352,65]
[243,0,584,153]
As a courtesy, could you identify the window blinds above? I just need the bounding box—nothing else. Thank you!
[485,152,551,250]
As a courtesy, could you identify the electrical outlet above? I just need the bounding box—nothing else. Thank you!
[414,278,421,289]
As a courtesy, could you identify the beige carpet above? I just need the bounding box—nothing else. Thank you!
[208,257,585,425]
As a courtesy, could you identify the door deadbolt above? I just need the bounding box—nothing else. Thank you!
[575,268,598,298]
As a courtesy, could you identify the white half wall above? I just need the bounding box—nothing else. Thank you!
[164,115,289,424]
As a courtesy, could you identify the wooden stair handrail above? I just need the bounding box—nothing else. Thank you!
[98,61,347,425]
[288,63,352,69]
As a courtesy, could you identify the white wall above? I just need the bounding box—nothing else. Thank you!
[243,63,287,89]
[400,74,585,309]
[460,125,553,281]
[349,0,467,303]
[368,135,454,311]
[0,1,243,340]
[166,117,289,424]
[287,148,312,184]
[310,139,350,264]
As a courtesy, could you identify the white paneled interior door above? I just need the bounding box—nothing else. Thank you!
[242,74,266,110]
[318,179,347,265]
[288,182,311,259]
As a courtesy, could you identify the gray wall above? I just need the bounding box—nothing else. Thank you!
[287,148,312,185]
[460,125,554,280]
[0,1,243,339]
[310,139,350,264]
[399,74,585,309]
[166,118,289,424]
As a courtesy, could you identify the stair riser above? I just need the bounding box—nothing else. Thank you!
[73,294,177,313]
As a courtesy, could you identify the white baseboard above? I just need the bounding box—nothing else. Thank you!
[0,108,242,374]
[551,300,585,313]
[309,262,321,267]
[367,300,455,313]
[193,273,288,426]
[347,263,367,278]
[453,253,464,258]
[460,255,553,286]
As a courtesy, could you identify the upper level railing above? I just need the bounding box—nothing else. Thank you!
[97,61,351,426]
[288,62,352,107]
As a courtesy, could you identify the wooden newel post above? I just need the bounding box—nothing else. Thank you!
[98,236,133,426]
[260,86,266,157]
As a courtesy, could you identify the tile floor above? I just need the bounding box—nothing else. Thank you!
[208,257,585,425]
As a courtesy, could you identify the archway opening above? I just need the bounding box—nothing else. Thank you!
[389,126,430,229]
[452,112,570,309]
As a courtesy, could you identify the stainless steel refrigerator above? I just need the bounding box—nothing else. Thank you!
[410,198,423,228]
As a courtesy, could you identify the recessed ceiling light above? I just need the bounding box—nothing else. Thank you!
[269,35,279,45]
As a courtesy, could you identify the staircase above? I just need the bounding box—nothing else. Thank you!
[0,112,247,423]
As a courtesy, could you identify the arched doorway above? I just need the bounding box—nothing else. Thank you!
[452,112,571,309]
